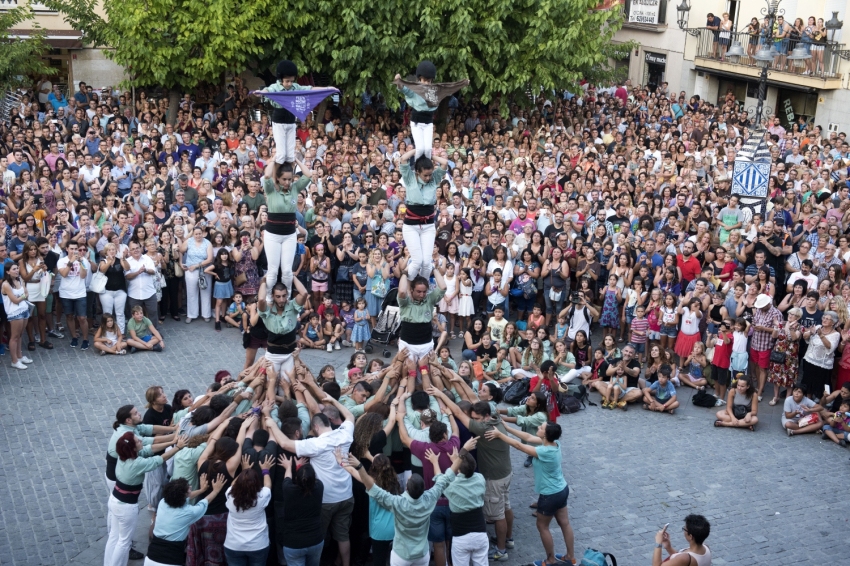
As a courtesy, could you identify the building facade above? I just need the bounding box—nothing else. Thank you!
[2,0,126,91]
[614,0,850,132]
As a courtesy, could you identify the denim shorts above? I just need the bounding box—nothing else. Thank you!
[628,342,646,354]
[427,504,452,542]
[822,425,850,440]
[660,324,678,338]
[61,296,87,317]
[537,485,569,516]
[7,309,30,321]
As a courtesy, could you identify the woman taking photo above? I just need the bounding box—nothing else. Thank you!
[2,263,32,370]
[180,225,213,323]
[19,240,52,350]
[223,454,274,566]
[801,311,841,396]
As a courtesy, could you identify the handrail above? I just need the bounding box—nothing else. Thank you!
[689,27,842,79]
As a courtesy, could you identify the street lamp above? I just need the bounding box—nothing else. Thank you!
[676,1,700,36]
[825,11,843,41]
[786,45,811,70]
[726,41,745,64]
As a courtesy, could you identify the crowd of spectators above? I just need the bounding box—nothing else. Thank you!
[3,68,850,564]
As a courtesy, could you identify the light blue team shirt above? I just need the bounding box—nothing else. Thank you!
[153,499,209,541]
[649,380,677,401]
[369,498,395,541]
[399,162,445,207]
[532,442,567,496]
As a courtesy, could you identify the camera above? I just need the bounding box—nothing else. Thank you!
[570,291,582,304]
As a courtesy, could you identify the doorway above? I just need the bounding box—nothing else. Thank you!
[643,52,667,92]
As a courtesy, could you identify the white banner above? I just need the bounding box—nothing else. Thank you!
[628,0,660,25]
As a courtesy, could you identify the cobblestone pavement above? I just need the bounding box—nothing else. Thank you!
[1,320,848,566]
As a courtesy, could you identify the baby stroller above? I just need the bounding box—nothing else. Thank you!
[367,288,401,357]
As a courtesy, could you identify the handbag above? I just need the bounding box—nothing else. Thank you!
[798,413,820,427]
[549,287,563,302]
[39,272,52,297]
[198,272,208,290]
[336,264,351,282]
[89,271,108,294]
[732,404,749,420]
[233,272,247,287]
[25,300,36,318]
[769,349,786,364]
[173,261,184,278]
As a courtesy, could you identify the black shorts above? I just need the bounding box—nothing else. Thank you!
[536,485,569,517]
[713,365,731,387]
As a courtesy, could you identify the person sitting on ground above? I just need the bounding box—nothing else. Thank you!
[821,398,850,447]
[714,373,759,430]
[652,514,712,566]
[782,384,825,437]
[126,305,165,353]
[642,364,679,414]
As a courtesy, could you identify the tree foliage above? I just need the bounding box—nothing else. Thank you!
[0,6,54,90]
[43,0,628,111]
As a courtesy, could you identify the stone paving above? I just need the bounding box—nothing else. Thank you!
[0,319,848,566]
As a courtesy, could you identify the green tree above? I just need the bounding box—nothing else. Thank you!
[44,0,628,118]
[280,0,629,113]
[0,6,54,90]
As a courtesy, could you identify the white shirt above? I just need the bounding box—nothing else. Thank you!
[80,164,101,184]
[57,256,90,299]
[295,420,354,504]
[124,254,157,300]
[224,486,271,552]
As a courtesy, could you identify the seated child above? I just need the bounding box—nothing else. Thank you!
[126,306,164,353]
[300,313,325,349]
[224,291,246,330]
[642,364,679,414]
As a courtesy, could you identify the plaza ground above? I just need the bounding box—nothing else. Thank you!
[0,320,847,566]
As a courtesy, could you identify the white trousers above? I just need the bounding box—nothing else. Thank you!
[143,462,168,510]
[273,122,297,164]
[104,495,138,566]
[410,122,434,160]
[264,351,295,380]
[184,270,212,320]
[104,473,116,536]
[397,338,434,366]
[264,230,297,295]
[560,366,591,384]
[100,289,127,333]
[390,550,430,566]
[402,223,436,279]
[451,531,489,566]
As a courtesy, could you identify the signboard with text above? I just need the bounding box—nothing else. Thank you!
[628,0,660,24]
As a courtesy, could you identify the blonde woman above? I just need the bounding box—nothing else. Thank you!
[366,248,390,326]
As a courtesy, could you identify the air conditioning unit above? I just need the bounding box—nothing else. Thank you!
[828,122,841,133]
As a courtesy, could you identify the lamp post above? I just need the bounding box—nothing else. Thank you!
[676,1,701,36]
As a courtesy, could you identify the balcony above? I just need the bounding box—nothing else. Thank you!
[691,28,843,90]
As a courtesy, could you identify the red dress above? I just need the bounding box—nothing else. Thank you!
[837,343,850,389]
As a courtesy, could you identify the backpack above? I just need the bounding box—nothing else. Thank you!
[557,392,583,414]
[566,383,591,407]
[580,548,617,566]
[692,389,717,408]
[503,378,530,405]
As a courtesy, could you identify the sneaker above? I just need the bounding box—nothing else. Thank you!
[714,398,726,407]
[215,321,222,331]
[671,376,681,386]
[490,550,509,562]
[342,340,352,347]
[20,356,33,364]
[34,335,40,343]
[490,537,514,549]
[840,439,847,447]
[70,338,79,348]
[81,340,90,351]
[48,329,64,339]
[334,342,341,350]
[101,349,107,356]
[152,344,163,352]
[523,456,533,468]
[56,324,65,332]
[11,361,27,370]
[786,427,794,437]
[130,347,138,354]
[128,548,145,560]
[327,344,333,352]
[204,317,211,323]
[185,317,193,324]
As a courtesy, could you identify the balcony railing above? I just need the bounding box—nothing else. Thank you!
[692,27,842,80]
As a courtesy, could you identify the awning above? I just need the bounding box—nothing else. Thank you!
[7,29,83,49]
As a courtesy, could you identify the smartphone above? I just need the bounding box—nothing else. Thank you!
[825,385,831,395]
[662,523,669,531]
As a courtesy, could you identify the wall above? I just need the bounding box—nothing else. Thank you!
[70,49,127,88]
[815,89,850,130]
